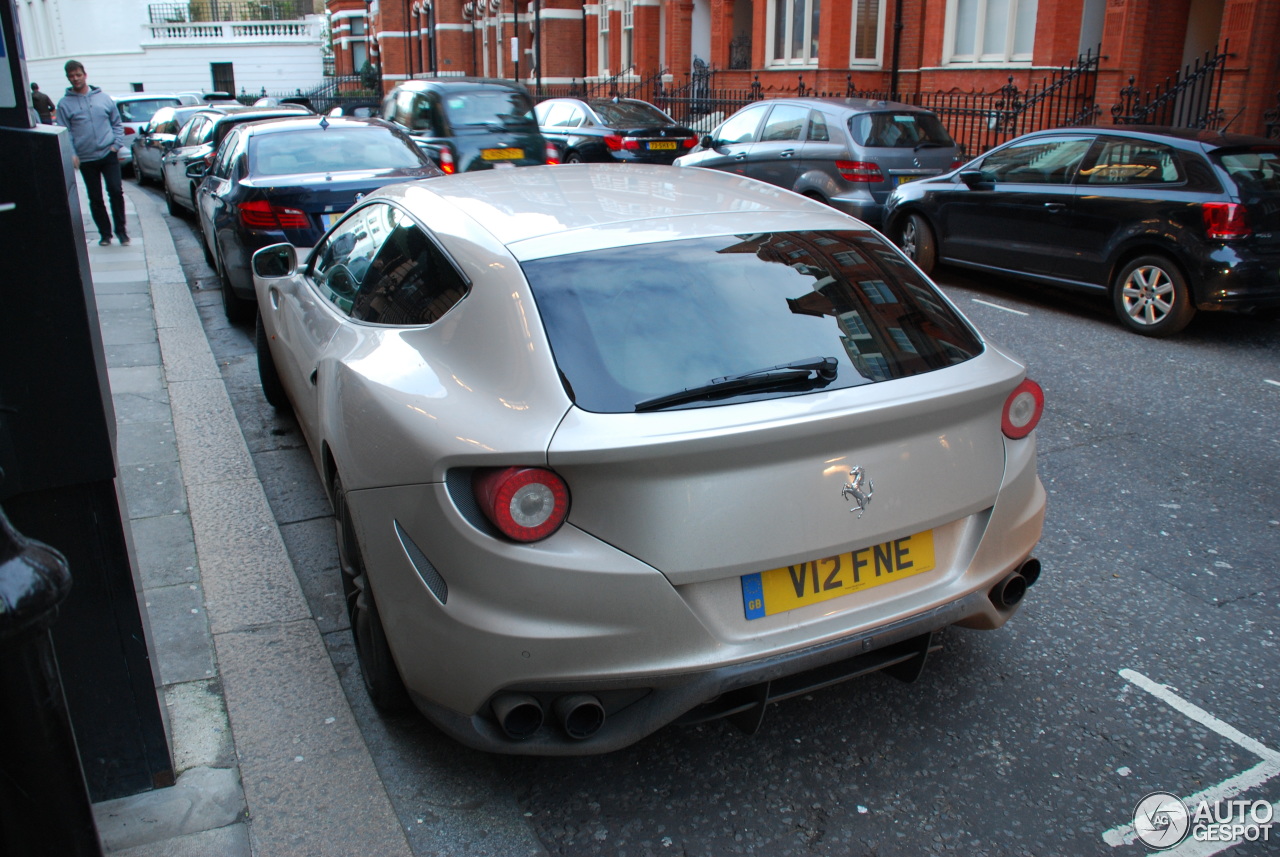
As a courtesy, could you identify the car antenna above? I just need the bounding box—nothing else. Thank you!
[1218,108,1245,135]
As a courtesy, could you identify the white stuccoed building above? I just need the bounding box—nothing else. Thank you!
[16,0,327,100]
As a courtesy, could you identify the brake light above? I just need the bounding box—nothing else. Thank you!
[837,160,883,182]
[1203,202,1251,239]
[948,158,965,170]
[237,200,310,230]
[682,136,698,149]
[1001,379,1044,440]
[545,141,560,165]
[124,126,136,136]
[203,152,216,168]
[603,134,640,151]
[473,467,570,542]
[438,146,456,175]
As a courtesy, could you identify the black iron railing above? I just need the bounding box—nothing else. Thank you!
[1110,43,1229,129]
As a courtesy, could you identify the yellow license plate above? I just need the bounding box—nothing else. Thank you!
[896,175,918,185]
[648,141,678,150]
[481,147,523,161]
[741,531,935,619]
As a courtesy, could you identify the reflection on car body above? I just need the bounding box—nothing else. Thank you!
[251,164,1046,755]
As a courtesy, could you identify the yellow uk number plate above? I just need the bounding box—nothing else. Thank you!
[648,140,678,150]
[741,531,935,620]
[481,147,523,161]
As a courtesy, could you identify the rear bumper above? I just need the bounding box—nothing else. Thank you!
[1193,245,1280,312]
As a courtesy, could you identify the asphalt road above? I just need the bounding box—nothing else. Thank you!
[150,182,1280,857]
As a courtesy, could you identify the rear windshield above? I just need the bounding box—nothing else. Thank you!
[589,100,675,126]
[523,231,982,413]
[850,112,954,149]
[249,128,424,175]
[442,89,537,130]
[1213,147,1280,194]
[117,98,181,123]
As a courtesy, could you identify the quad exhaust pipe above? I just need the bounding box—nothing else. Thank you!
[491,692,606,741]
[991,558,1041,609]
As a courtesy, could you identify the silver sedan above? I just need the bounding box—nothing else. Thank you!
[251,164,1047,754]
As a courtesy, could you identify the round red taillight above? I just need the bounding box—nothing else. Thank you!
[472,467,570,542]
[1001,378,1044,439]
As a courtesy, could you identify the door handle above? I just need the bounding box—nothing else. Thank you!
[268,287,281,310]
[732,152,747,160]
[309,368,318,386]
[780,149,795,158]
[1043,202,1066,211]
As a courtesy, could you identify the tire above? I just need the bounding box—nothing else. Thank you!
[134,161,148,185]
[217,248,256,324]
[165,182,181,217]
[900,213,937,275]
[566,151,584,164]
[333,474,411,714]
[1111,254,1195,337]
[255,314,289,409]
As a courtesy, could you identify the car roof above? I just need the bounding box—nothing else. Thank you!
[373,163,867,258]
[207,105,312,124]
[236,115,394,135]
[392,77,530,94]
[1020,125,1280,150]
[755,96,938,114]
[113,93,180,102]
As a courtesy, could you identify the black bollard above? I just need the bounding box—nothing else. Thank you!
[0,506,104,857]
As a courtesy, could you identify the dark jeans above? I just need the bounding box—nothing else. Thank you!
[79,155,127,241]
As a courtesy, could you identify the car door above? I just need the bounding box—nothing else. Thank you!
[934,134,1093,276]
[198,127,245,268]
[744,102,811,191]
[680,103,769,175]
[164,114,212,205]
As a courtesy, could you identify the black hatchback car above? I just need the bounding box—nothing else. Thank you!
[534,97,697,164]
[381,78,556,173]
[192,116,442,321]
[884,126,1280,336]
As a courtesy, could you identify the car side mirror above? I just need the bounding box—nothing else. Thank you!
[252,243,298,279]
[700,133,716,149]
[959,169,993,188]
[153,133,177,149]
[185,162,208,180]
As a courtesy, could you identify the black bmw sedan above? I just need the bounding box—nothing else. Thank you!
[192,115,442,321]
[883,126,1280,336]
[535,97,697,165]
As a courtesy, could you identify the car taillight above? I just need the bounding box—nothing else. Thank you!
[948,158,965,170]
[473,467,570,542]
[836,160,883,182]
[1203,202,1251,239]
[603,134,640,151]
[203,152,216,168]
[124,126,136,136]
[545,141,560,165]
[438,146,456,175]
[1001,379,1044,440]
[682,136,698,149]
[238,200,310,230]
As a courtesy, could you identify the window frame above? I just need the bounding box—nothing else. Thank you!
[943,0,1038,66]
[766,0,821,68]
[849,0,886,67]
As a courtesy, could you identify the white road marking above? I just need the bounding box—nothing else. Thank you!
[1101,669,1280,851]
[971,298,1029,316]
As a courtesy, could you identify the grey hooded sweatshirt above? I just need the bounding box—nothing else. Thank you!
[56,85,125,163]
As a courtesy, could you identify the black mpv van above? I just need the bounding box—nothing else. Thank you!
[381,78,556,174]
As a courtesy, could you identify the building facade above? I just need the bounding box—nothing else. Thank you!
[16,0,327,99]
[336,0,1280,140]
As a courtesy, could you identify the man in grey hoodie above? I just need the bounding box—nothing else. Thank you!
[56,60,129,246]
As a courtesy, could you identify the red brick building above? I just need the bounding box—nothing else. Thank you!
[329,0,1280,138]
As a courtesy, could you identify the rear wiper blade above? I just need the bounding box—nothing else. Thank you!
[635,356,838,412]
[915,141,949,150]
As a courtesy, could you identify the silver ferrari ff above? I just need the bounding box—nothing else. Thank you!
[251,164,1047,754]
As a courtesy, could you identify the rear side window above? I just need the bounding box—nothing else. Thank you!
[1079,138,1183,185]
[1214,147,1280,194]
[851,112,954,148]
[523,231,982,413]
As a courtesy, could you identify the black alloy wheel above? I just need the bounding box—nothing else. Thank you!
[1112,254,1195,337]
[900,213,937,275]
[255,314,289,409]
[333,474,412,714]
[216,247,256,324]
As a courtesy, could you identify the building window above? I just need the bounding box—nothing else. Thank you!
[598,2,611,76]
[946,0,1037,65]
[767,0,819,67]
[850,0,883,66]
[621,0,634,74]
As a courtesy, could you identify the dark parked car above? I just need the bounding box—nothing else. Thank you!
[130,104,208,185]
[381,77,556,173]
[192,115,442,321]
[884,126,1280,336]
[534,97,697,164]
[675,98,962,226]
[160,104,312,217]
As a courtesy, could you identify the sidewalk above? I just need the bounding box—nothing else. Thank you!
[81,181,413,857]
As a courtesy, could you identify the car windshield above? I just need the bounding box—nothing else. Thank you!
[442,90,537,129]
[850,111,954,148]
[117,98,181,123]
[590,100,675,126]
[249,128,424,175]
[523,231,982,413]
[1213,147,1280,194]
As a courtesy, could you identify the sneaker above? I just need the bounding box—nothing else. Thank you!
[118,234,131,246]
[98,237,111,246]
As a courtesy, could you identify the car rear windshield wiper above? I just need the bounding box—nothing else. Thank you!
[914,141,950,151]
[635,356,838,412]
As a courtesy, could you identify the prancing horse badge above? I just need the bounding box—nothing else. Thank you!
[841,466,874,517]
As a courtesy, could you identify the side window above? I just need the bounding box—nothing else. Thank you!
[310,203,395,314]
[178,116,205,146]
[1079,139,1184,185]
[351,213,470,325]
[716,105,768,144]
[540,102,573,127]
[210,128,242,179]
[564,105,586,128]
[759,104,809,142]
[807,110,830,142]
[978,137,1093,184]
